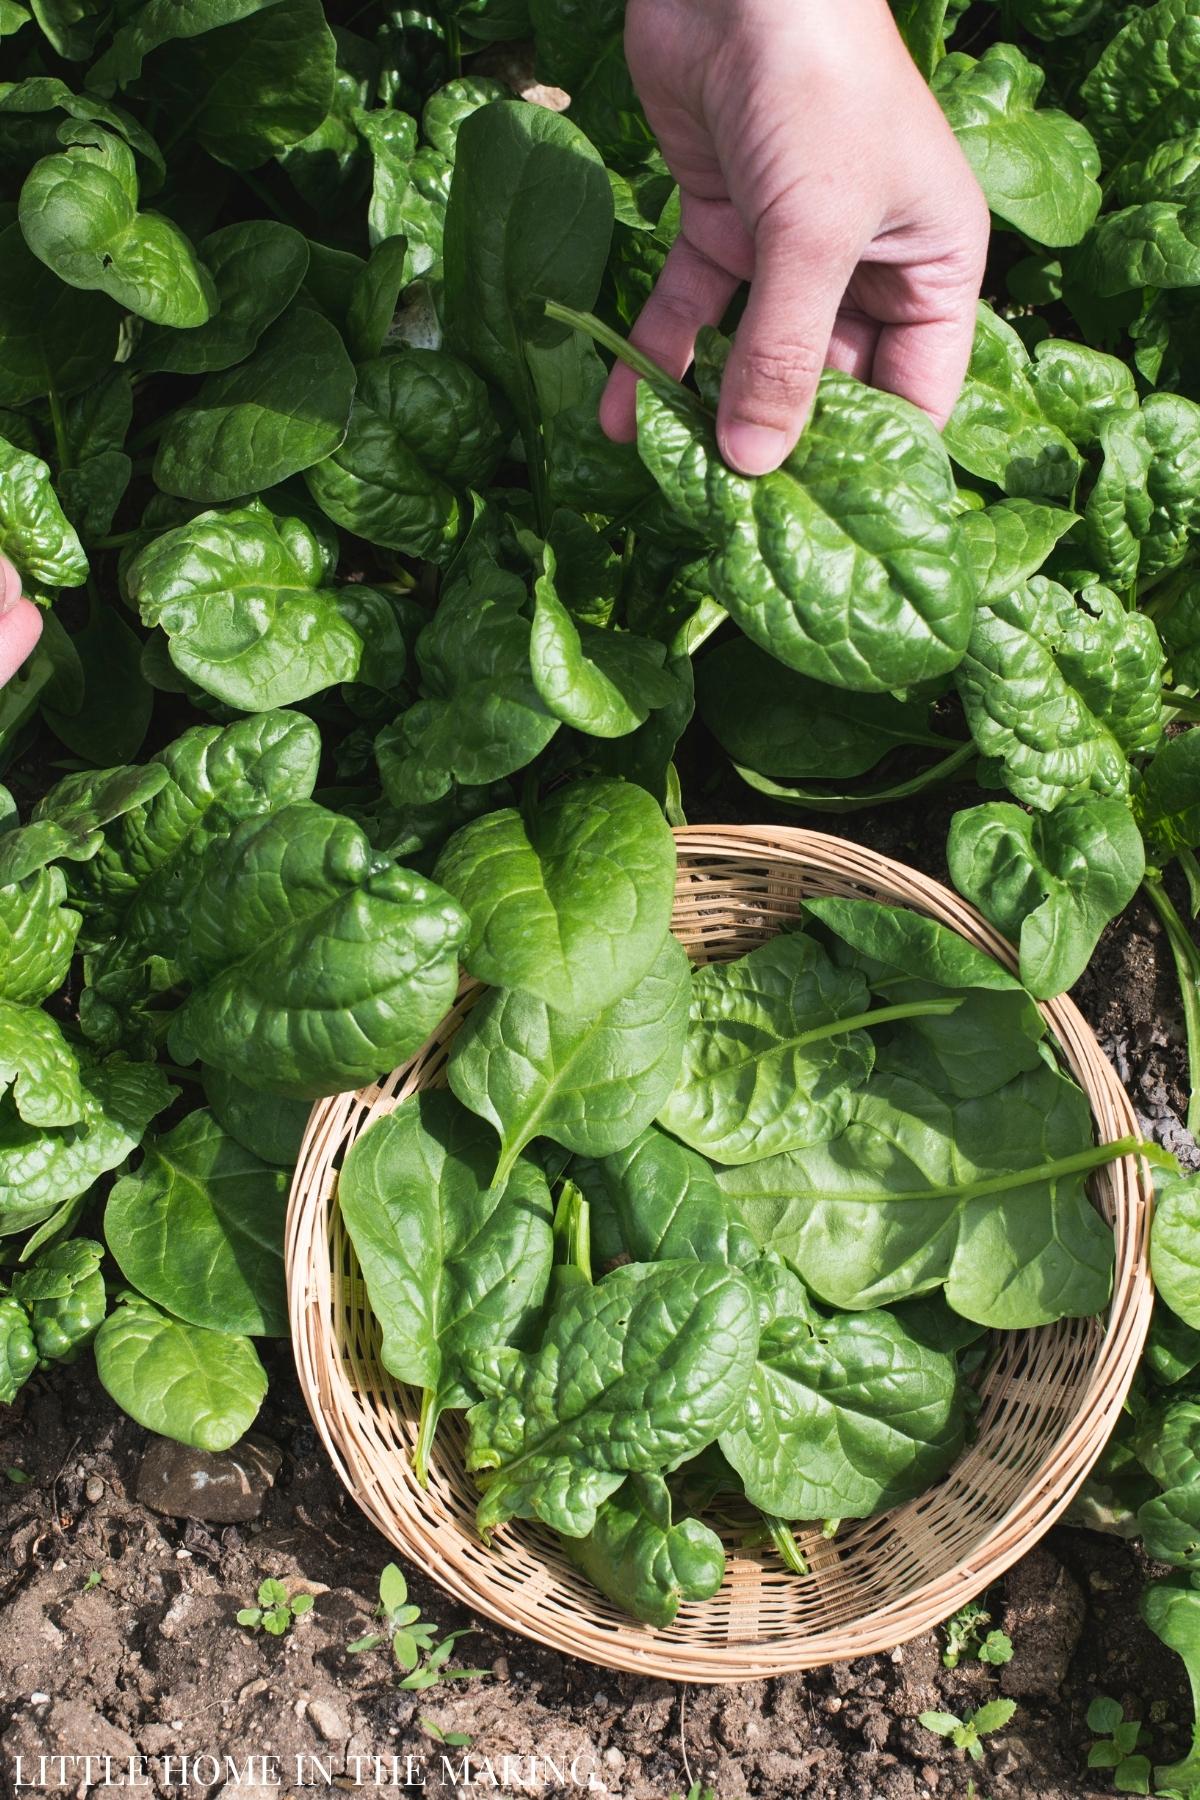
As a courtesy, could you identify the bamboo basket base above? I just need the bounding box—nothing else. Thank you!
[286,826,1154,1682]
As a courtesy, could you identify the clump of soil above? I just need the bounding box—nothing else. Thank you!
[2,786,1196,1800]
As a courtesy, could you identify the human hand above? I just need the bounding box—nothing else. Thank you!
[0,554,43,686]
[600,0,990,473]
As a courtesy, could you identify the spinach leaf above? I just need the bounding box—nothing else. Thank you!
[202,1065,309,1167]
[465,1259,758,1536]
[1137,729,1200,857]
[948,798,1144,997]
[574,1124,759,1271]
[529,546,676,737]
[304,348,502,559]
[136,221,310,375]
[955,578,1162,810]
[656,930,955,1167]
[448,932,691,1187]
[19,128,215,327]
[803,895,1024,994]
[375,544,559,804]
[434,777,676,1015]
[0,1000,83,1127]
[11,1237,106,1360]
[1081,0,1200,166]
[944,304,1083,499]
[105,1109,290,1338]
[719,1256,962,1520]
[1152,1170,1200,1330]
[338,1091,554,1480]
[0,435,87,590]
[0,1296,38,1403]
[94,1294,267,1452]
[127,502,365,708]
[168,801,468,1100]
[957,498,1078,603]
[443,100,613,512]
[153,304,356,503]
[934,42,1101,246]
[0,1059,175,1238]
[561,1472,725,1626]
[0,219,120,406]
[696,638,945,780]
[718,1055,1116,1327]
[635,366,976,693]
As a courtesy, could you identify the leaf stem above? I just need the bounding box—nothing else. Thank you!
[46,377,69,475]
[737,739,977,814]
[413,1388,439,1489]
[816,1133,1154,1206]
[1162,688,1200,722]
[541,300,706,413]
[763,1516,810,1576]
[1143,875,1200,1136]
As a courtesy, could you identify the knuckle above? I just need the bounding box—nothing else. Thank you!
[733,339,824,402]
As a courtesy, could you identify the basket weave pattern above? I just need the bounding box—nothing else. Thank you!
[286,826,1153,1681]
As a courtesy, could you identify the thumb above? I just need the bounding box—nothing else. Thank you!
[0,596,43,687]
[716,207,862,475]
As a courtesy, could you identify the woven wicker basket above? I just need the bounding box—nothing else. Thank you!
[286,825,1154,1682]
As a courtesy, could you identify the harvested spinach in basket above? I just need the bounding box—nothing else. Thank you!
[339,898,1145,1627]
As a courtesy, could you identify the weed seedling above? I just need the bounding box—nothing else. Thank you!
[236,1579,315,1636]
[940,1600,1013,1668]
[347,1564,490,1691]
[668,1787,717,1800]
[81,1569,102,1592]
[1086,1697,1152,1794]
[919,1698,1017,1762]
[419,1719,472,1748]
[4,1467,30,1484]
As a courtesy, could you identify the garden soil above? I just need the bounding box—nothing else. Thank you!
[2,778,1197,1800]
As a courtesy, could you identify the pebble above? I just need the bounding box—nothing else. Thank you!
[593,1692,608,1708]
[85,1477,105,1504]
[307,1700,348,1743]
[492,1656,509,1680]
[137,1433,282,1524]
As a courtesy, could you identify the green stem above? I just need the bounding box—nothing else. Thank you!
[764,1517,809,1577]
[94,530,144,551]
[1163,688,1200,722]
[1144,875,1200,1137]
[541,300,706,413]
[413,1388,439,1489]
[799,997,963,1049]
[157,1062,205,1087]
[1180,848,1200,921]
[514,347,550,536]
[737,739,977,815]
[816,1134,1153,1206]
[46,377,69,474]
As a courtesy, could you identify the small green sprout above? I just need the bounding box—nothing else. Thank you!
[347,1564,490,1691]
[4,1467,30,1484]
[668,1787,716,1800]
[237,1578,315,1636]
[81,1569,102,1592]
[419,1718,472,1747]
[1086,1697,1152,1795]
[919,1698,1017,1763]
[940,1599,1013,1668]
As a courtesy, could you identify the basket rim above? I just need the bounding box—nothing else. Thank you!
[286,823,1155,1682]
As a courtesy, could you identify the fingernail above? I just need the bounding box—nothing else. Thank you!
[720,422,790,476]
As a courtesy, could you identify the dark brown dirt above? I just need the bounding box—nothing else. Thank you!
[2,780,1197,1800]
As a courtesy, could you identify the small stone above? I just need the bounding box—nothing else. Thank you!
[603,1749,624,1768]
[593,1692,608,1708]
[492,1656,509,1680]
[307,1700,348,1744]
[85,1477,104,1504]
[137,1432,282,1524]
[824,1696,843,1714]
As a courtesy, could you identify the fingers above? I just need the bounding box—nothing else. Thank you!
[826,310,880,382]
[715,204,864,475]
[0,596,43,687]
[599,233,739,442]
